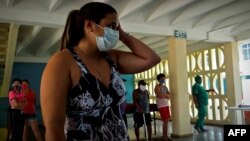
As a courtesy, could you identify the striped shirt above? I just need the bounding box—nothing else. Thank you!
[156,85,169,108]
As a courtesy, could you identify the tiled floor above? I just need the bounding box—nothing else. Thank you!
[0,114,224,141]
[126,114,223,141]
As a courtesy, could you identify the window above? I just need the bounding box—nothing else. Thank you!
[241,43,250,60]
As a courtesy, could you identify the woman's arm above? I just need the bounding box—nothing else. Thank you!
[154,85,168,98]
[133,90,144,113]
[10,99,25,109]
[110,24,161,74]
[40,52,71,141]
[165,87,171,99]
[165,93,171,99]
[31,90,36,106]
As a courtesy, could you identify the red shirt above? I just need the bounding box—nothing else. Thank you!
[9,90,25,106]
[22,89,36,114]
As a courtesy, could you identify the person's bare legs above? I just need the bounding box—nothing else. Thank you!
[162,120,168,140]
[134,127,140,141]
[147,124,152,141]
[23,120,29,141]
[30,119,43,141]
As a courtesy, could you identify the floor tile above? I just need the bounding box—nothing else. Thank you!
[126,114,223,141]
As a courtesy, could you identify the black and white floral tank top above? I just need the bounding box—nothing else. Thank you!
[65,48,129,141]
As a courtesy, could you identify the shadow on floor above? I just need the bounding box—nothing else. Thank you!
[126,115,224,141]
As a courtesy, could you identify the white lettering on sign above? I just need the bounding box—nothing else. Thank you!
[228,129,247,136]
[174,30,187,39]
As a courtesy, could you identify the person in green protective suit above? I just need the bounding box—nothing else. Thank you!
[192,75,214,133]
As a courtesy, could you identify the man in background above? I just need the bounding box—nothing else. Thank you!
[192,75,214,133]
[133,80,152,141]
[154,73,171,141]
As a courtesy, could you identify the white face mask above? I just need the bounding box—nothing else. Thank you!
[95,24,119,51]
[139,85,146,91]
[12,84,21,91]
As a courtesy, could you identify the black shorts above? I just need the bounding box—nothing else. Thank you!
[133,113,152,128]
[23,113,36,120]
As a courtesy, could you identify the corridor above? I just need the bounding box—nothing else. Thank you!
[126,114,223,141]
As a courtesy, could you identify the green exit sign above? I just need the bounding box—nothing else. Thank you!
[174,30,187,39]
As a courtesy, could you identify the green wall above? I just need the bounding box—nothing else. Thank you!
[0,62,135,128]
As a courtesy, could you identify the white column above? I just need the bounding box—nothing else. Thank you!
[168,36,192,137]
[224,42,243,124]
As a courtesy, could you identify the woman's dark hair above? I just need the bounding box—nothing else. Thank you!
[11,78,22,84]
[61,2,117,50]
[22,79,30,84]
[156,73,166,81]
[9,78,22,91]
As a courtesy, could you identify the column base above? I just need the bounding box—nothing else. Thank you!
[171,133,193,138]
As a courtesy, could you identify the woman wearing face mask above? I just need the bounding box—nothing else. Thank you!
[22,79,43,141]
[8,78,26,141]
[154,73,172,141]
[40,2,160,141]
[133,80,152,141]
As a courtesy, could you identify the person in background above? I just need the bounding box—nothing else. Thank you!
[22,79,43,141]
[40,2,160,141]
[192,75,214,133]
[8,78,26,141]
[154,73,172,141]
[133,80,152,141]
[6,105,12,141]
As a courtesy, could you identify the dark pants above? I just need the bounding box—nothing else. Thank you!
[195,106,207,130]
[7,107,12,141]
[133,112,152,128]
[11,109,25,141]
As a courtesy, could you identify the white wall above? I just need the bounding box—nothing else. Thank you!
[239,59,250,75]
[242,78,250,105]
[238,40,250,105]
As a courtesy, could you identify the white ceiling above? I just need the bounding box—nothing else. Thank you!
[1,0,250,63]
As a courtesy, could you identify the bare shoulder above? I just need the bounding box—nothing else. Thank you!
[42,50,74,79]
[46,50,74,70]
[48,50,72,65]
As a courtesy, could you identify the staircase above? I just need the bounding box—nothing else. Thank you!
[0,23,19,97]
[0,23,9,85]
